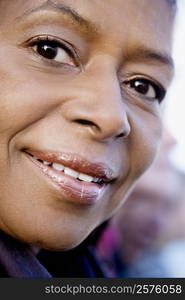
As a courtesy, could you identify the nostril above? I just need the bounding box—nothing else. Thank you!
[116,132,125,138]
[74,119,130,139]
[115,126,131,139]
[75,119,96,127]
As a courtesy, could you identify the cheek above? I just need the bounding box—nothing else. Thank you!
[129,109,163,178]
[0,48,67,137]
[0,73,56,139]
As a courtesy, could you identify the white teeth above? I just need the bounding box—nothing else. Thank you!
[64,167,79,178]
[52,163,65,171]
[93,178,100,183]
[34,156,101,183]
[78,173,94,183]
[43,161,50,166]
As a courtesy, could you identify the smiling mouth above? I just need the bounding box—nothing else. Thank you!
[23,149,115,205]
[29,155,104,184]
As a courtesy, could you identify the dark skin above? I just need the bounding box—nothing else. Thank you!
[0,0,174,250]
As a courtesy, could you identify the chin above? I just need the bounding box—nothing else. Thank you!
[35,239,83,252]
[3,212,98,252]
[26,228,90,252]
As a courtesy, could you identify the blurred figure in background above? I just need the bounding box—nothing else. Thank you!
[149,183,185,278]
[160,187,185,243]
[96,129,185,277]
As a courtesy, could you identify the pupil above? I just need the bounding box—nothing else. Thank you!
[133,80,149,94]
[37,42,58,60]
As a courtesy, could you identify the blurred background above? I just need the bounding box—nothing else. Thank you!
[165,0,185,171]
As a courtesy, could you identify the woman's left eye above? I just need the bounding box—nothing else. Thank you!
[125,78,166,103]
[30,38,76,66]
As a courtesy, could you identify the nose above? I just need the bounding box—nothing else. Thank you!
[64,64,131,142]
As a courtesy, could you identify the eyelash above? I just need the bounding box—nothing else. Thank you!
[27,35,80,67]
[123,77,166,103]
[25,36,166,103]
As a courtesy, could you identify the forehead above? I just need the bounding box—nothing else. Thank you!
[1,0,173,42]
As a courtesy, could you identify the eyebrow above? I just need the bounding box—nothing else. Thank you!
[18,0,98,35]
[125,46,174,70]
[17,1,174,71]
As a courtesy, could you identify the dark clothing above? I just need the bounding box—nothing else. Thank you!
[0,231,106,278]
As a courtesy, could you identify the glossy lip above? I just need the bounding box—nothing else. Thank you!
[23,149,115,205]
[24,149,115,183]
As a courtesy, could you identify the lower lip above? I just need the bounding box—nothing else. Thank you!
[25,153,108,205]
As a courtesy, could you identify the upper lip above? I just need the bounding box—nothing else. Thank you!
[24,149,116,183]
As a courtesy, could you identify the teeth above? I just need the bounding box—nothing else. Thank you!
[64,167,79,179]
[78,173,94,183]
[43,161,50,166]
[52,163,65,171]
[93,178,100,183]
[34,156,102,183]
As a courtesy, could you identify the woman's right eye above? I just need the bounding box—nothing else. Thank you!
[30,38,77,67]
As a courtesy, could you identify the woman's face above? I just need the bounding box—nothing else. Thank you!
[0,0,174,250]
